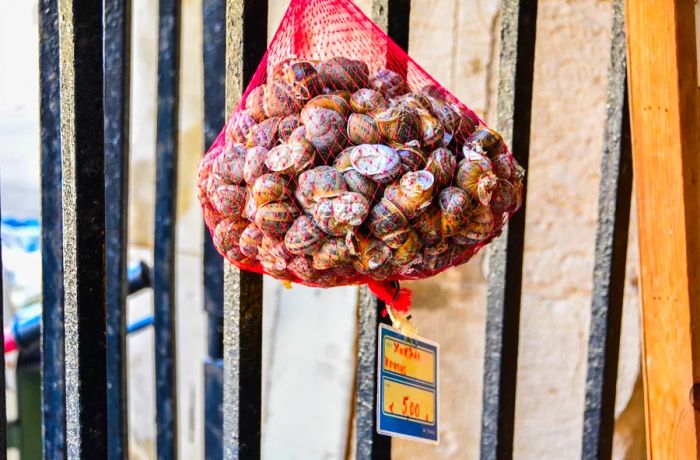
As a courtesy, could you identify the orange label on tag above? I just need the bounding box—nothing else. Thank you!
[382,378,436,424]
[382,336,436,384]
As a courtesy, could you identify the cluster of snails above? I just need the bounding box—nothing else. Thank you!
[197,56,524,287]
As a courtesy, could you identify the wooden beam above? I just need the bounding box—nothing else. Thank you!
[625,0,700,458]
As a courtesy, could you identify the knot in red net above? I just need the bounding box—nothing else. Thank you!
[197,0,525,307]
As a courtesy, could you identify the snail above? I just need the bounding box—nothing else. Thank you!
[225,110,256,145]
[316,56,370,92]
[213,218,248,259]
[438,186,471,237]
[411,204,442,247]
[239,223,264,259]
[312,236,356,270]
[263,80,303,118]
[349,144,402,183]
[284,215,324,255]
[392,143,427,173]
[202,202,223,231]
[244,190,257,222]
[354,237,391,272]
[350,88,388,114]
[371,68,409,98]
[251,173,290,206]
[255,200,299,237]
[392,229,422,266]
[278,60,323,100]
[419,84,447,101]
[258,236,293,277]
[301,107,347,159]
[277,114,303,142]
[343,169,379,201]
[287,256,321,283]
[374,107,421,145]
[312,199,351,236]
[367,197,409,238]
[454,205,495,244]
[379,227,411,249]
[384,170,435,218]
[209,183,247,217]
[333,147,355,172]
[392,92,433,113]
[456,149,497,205]
[304,93,351,117]
[423,241,455,271]
[347,113,383,145]
[418,110,445,151]
[243,146,269,184]
[465,126,503,157]
[244,86,266,122]
[246,116,280,149]
[490,178,520,214]
[212,144,246,185]
[331,191,370,227]
[492,152,515,179]
[265,138,315,176]
[305,165,347,203]
[425,147,457,188]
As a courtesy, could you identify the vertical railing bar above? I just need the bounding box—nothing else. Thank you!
[222,2,268,458]
[154,0,182,458]
[202,0,226,457]
[581,1,632,458]
[480,1,538,459]
[58,0,108,457]
[39,0,67,457]
[104,0,132,458]
[0,181,7,457]
[354,2,409,459]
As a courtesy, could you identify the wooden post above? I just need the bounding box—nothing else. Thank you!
[625,0,700,458]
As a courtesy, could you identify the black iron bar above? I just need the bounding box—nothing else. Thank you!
[58,0,108,456]
[580,1,632,458]
[480,1,538,459]
[202,0,226,457]
[221,2,268,458]
[153,0,182,458]
[39,0,67,457]
[104,0,132,458]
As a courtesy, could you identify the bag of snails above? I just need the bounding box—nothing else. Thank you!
[197,0,524,327]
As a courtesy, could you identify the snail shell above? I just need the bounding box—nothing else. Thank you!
[304,94,351,117]
[456,149,497,205]
[392,229,422,266]
[312,237,353,270]
[347,113,383,145]
[438,186,471,237]
[263,81,302,118]
[379,227,411,249]
[225,110,256,145]
[490,179,519,214]
[255,201,299,237]
[425,147,457,188]
[455,205,495,244]
[244,190,257,222]
[244,86,266,122]
[316,56,370,92]
[393,143,427,173]
[332,192,370,226]
[246,116,280,149]
[355,237,391,272]
[350,88,388,114]
[287,256,321,283]
[385,170,434,219]
[466,126,503,157]
[423,241,455,271]
[279,60,323,100]
[209,183,247,217]
[411,204,442,247]
[419,84,447,101]
[294,168,317,212]
[392,93,433,113]
[308,165,347,202]
[202,202,223,230]
[333,147,355,172]
[367,197,409,238]
[243,146,269,184]
[284,215,323,255]
[312,199,351,236]
[259,236,293,277]
[212,144,246,185]
[371,68,409,98]
[265,138,315,176]
[492,153,515,179]
[213,218,248,257]
[419,111,445,150]
[301,107,347,160]
[343,169,379,201]
[374,108,421,145]
[239,223,264,259]
[349,144,402,183]
[278,114,302,142]
[251,173,290,206]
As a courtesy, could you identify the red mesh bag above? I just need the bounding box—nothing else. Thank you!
[197,0,524,313]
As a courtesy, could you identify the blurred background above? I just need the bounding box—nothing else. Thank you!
[0,0,666,458]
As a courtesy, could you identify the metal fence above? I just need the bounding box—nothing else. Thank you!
[0,0,632,458]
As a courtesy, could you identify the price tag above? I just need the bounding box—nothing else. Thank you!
[377,323,439,444]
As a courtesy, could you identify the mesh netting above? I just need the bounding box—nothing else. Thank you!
[197,0,524,292]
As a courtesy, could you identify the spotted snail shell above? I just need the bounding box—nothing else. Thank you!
[425,147,457,188]
[349,144,402,183]
[342,169,379,201]
[438,186,471,237]
[243,146,269,184]
[312,199,351,236]
[492,152,515,179]
[393,143,427,173]
[411,204,442,247]
[490,178,520,214]
[466,127,503,157]
[251,173,290,206]
[418,111,445,151]
[331,192,370,226]
[312,236,356,270]
[392,92,433,113]
[385,170,435,219]
[246,116,280,149]
[213,218,248,260]
[423,240,455,271]
[456,149,497,206]
[374,108,421,145]
[255,201,299,237]
[333,147,355,172]
[307,165,347,202]
[284,215,323,255]
[279,60,323,100]
[392,228,422,266]
[350,88,388,114]
[287,256,320,283]
[304,94,351,118]
[347,113,383,145]
[263,81,303,118]
[239,223,264,259]
[371,68,410,99]
[355,237,391,272]
[245,86,266,122]
[301,107,347,159]
[367,197,408,238]
[316,56,370,92]
[202,202,223,230]
[265,138,315,176]
[278,114,303,142]
[209,183,247,217]
[212,144,246,185]
[225,110,256,145]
